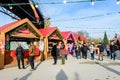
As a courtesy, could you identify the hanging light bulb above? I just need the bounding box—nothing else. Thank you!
[117,0,120,4]
[35,3,38,8]
[63,0,67,4]
[91,0,94,5]
[9,6,13,9]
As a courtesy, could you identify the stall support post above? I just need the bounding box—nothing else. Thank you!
[44,38,48,60]
[0,34,5,69]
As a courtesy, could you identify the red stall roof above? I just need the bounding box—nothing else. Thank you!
[39,27,56,37]
[117,38,120,43]
[80,36,88,43]
[61,31,75,41]
[73,34,80,41]
[0,20,20,31]
[39,27,63,39]
[80,36,85,41]
[0,18,42,38]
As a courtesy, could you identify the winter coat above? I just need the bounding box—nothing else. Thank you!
[98,45,105,52]
[110,44,117,53]
[16,47,24,60]
[51,45,57,56]
[29,45,36,56]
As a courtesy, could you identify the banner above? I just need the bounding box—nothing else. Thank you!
[10,41,29,50]
[39,40,44,51]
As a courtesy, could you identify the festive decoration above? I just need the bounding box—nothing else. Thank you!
[103,31,109,45]
[29,0,40,22]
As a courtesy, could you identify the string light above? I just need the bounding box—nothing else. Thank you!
[51,12,117,22]
[35,3,38,8]
[116,0,120,4]
[0,0,106,6]
[91,0,95,5]
[63,0,67,4]
[9,6,13,9]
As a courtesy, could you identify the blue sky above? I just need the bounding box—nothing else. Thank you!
[39,0,120,39]
[0,0,120,40]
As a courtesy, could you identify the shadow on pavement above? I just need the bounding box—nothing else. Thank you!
[116,50,120,60]
[56,69,68,80]
[34,61,42,69]
[97,63,120,76]
[14,72,32,80]
[25,61,42,69]
[74,72,80,80]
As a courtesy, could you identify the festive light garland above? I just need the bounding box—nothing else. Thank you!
[0,0,105,6]
[51,12,119,22]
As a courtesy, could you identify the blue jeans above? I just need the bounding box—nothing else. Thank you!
[90,53,94,60]
[111,52,116,60]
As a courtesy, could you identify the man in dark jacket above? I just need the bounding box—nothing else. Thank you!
[16,44,25,69]
[51,43,57,65]
[82,43,89,59]
[110,42,117,60]
[98,43,105,61]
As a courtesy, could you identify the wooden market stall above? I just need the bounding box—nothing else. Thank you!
[80,36,88,44]
[61,31,75,43]
[73,33,80,43]
[0,18,42,69]
[39,27,63,60]
[60,31,76,55]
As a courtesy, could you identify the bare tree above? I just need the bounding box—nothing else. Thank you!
[76,30,89,38]
[44,18,51,28]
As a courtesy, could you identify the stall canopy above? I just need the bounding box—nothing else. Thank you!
[38,27,63,59]
[0,18,42,39]
[73,33,80,42]
[61,31,75,42]
[117,38,120,43]
[39,27,63,39]
[80,36,88,43]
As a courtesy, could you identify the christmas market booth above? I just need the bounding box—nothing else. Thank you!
[80,35,88,44]
[0,18,42,69]
[61,31,75,44]
[73,33,80,43]
[39,27,63,60]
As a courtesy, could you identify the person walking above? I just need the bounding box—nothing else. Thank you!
[16,44,25,69]
[29,42,36,71]
[78,44,83,59]
[106,44,110,56]
[110,42,117,60]
[98,43,105,61]
[51,43,57,65]
[60,43,67,65]
[72,43,77,57]
[75,44,79,59]
[82,43,89,59]
[89,44,95,60]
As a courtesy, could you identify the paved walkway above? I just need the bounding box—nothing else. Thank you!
[0,51,120,80]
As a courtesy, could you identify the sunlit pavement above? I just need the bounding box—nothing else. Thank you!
[0,51,120,80]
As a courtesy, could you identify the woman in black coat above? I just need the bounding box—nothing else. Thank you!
[51,43,57,65]
[16,44,25,69]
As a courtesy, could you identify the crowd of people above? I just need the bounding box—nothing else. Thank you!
[15,41,120,71]
[68,41,119,61]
